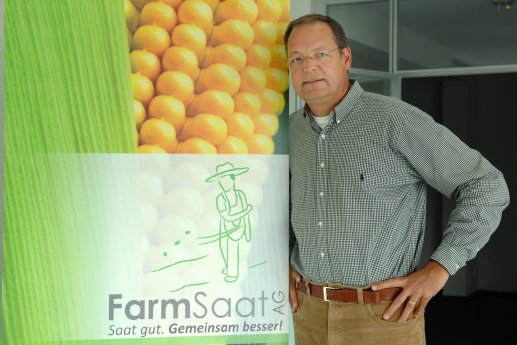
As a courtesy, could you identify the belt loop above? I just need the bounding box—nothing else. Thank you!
[305,281,311,298]
[357,288,364,304]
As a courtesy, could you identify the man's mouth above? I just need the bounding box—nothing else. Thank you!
[303,78,325,85]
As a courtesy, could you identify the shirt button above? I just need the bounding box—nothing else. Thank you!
[320,192,324,197]
[320,162,325,168]
[320,252,325,258]
[337,120,341,124]
[318,221,323,227]
[321,133,326,139]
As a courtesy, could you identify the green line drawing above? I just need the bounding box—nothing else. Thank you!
[151,255,209,273]
[249,261,267,269]
[170,281,210,293]
[205,162,253,283]
[198,225,245,245]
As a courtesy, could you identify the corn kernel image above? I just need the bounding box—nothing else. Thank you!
[128,0,289,155]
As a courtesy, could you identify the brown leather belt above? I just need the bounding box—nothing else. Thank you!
[297,282,402,304]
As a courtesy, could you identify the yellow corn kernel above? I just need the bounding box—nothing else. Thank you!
[156,70,195,106]
[264,68,289,93]
[233,91,261,117]
[209,19,254,49]
[276,22,288,44]
[162,46,200,80]
[196,63,241,95]
[131,73,154,106]
[134,99,147,129]
[252,113,279,137]
[140,2,177,33]
[189,0,219,11]
[175,137,217,154]
[259,88,284,115]
[171,23,207,61]
[256,0,282,23]
[131,0,152,11]
[214,0,258,24]
[140,118,178,153]
[125,0,140,34]
[131,49,161,81]
[202,44,246,71]
[148,95,186,133]
[138,144,168,153]
[239,66,266,93]
[245,133,274,154]
[226,112,254,139]
[179,113,228,146]
[177,0,213,35]
[279,0,290,22]
[159,0,184,10]
[187,90,235,119]
[133,24,171,57]
[217,136,248,154]
[253,20,277,46]
[269,44,288,70]
[246,43,271,68]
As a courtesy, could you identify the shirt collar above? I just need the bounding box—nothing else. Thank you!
[334,80,364,124]
[302,80,365,127]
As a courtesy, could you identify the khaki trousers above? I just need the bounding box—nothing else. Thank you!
[293,289,426,345]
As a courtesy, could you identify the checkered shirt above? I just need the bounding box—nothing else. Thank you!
[289,81,510,286]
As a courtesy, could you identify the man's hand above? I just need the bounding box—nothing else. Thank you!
[289,265,302,312]
[371,260,450,322]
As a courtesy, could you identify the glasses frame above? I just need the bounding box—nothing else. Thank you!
[288,47,342,70]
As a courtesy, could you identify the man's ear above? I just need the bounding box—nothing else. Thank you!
[342,47,352,70]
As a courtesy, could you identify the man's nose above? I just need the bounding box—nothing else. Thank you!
[302,56,318,70]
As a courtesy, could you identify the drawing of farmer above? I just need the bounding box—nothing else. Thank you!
[206,162,253,283]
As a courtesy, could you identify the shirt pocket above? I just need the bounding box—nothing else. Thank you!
[359,167,419,199]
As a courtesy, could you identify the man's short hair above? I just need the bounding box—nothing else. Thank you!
[284,14,349,49]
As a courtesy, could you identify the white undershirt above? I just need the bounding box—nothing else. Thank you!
[312,114,332,129]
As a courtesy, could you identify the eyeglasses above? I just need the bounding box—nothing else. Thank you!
[288,47,341,69]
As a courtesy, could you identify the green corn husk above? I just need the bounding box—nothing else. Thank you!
[3,0,134,344]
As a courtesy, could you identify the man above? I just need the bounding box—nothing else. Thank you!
[205,162,253,283]
[286,14,510,345]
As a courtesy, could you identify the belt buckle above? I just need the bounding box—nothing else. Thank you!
[323,286,338,302]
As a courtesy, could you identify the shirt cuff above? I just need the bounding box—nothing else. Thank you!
[430,242,466,275]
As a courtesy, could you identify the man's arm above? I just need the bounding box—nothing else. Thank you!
[289,170,296,259]
[396,106,510,274]
[288,169,302,312]
[217,193,253,222]
[430,168,509,274]
[373,104,509,321]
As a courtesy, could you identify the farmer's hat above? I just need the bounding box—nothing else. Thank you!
[205,162,249,182]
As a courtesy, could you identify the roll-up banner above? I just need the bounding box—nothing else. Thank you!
[3,1,290,344]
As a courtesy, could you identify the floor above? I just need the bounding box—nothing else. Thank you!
[425,290,517,345]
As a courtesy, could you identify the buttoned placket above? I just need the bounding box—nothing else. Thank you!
[315,117,332,281]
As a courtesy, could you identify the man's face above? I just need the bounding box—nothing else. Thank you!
[218,175,234,192]
[287,21,351,114]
